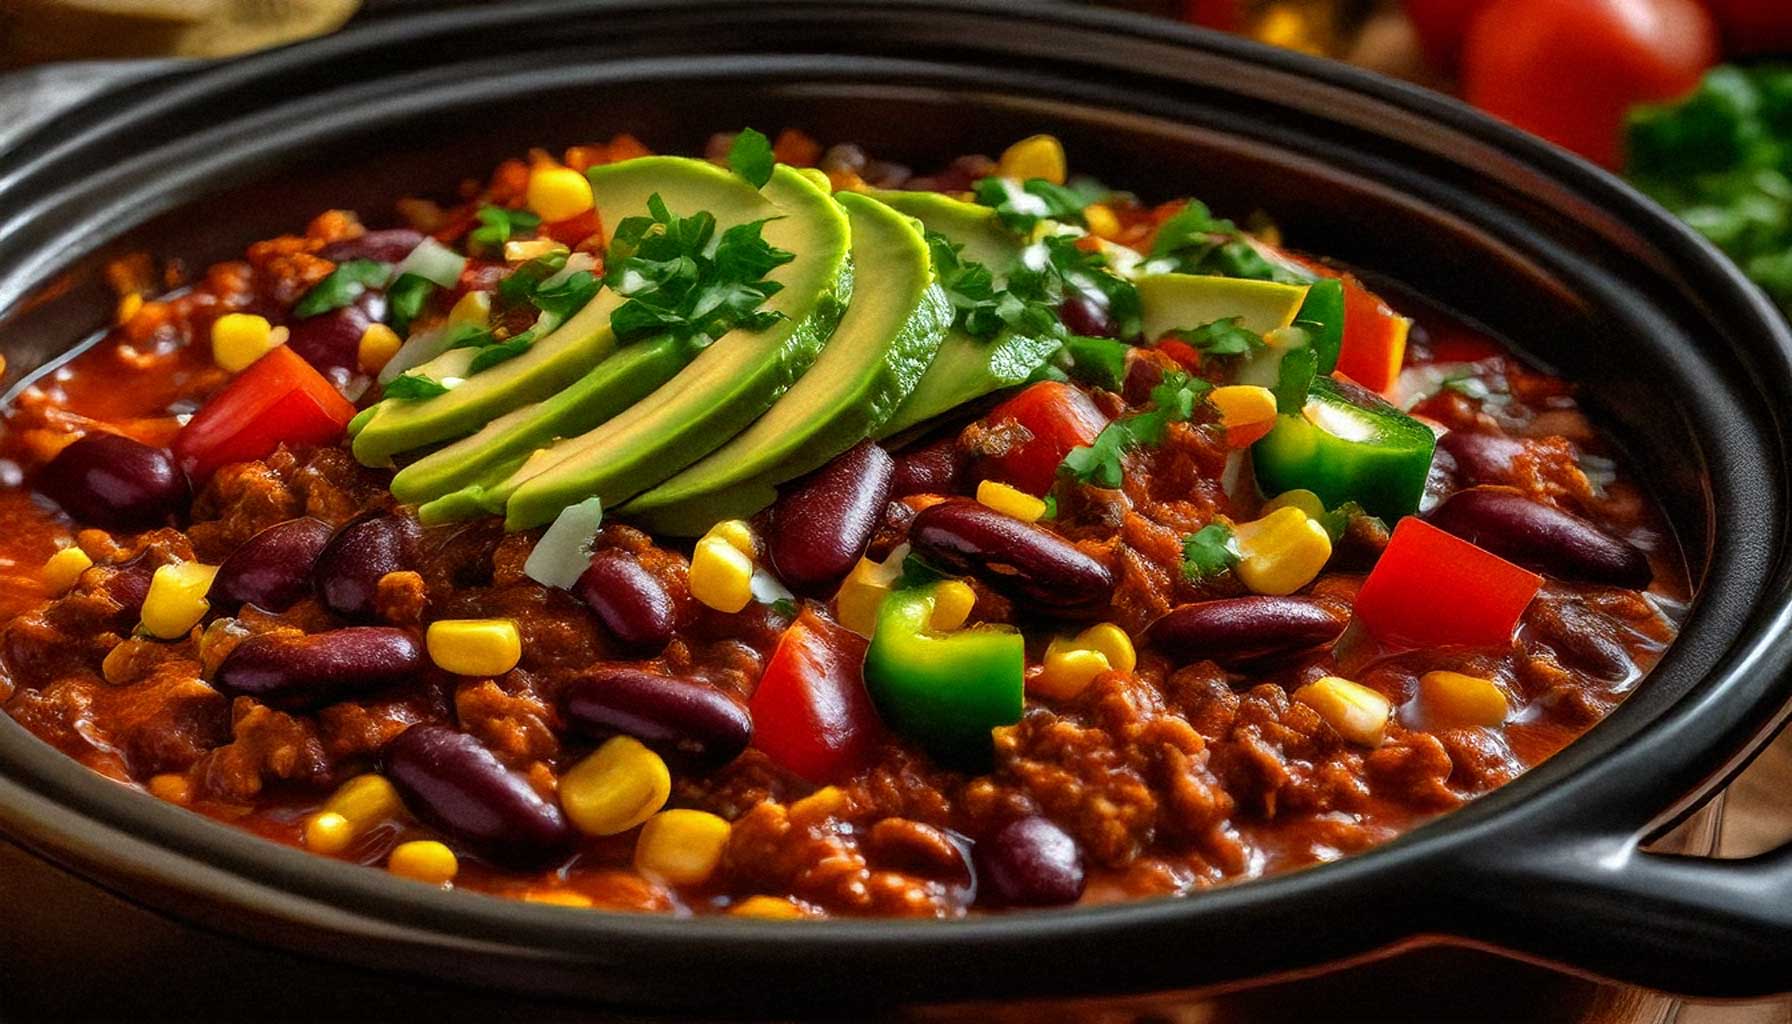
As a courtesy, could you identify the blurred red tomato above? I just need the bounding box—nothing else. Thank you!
[1462,0,1718,169]
[1181,0,1243,31]
[1402,0,1494,70]
[1701,0,1792,54]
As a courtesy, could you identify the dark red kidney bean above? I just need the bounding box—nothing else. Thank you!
[211,517,333,612]
[286,292,386,376]
[1423,487,1651,587]
[102,553,156,627]
[313,512,420,620]
[889,436,965,498]
[1059,293,1116,339]
[560,666,751,768]
[766,440,894,591]
[1436,430,1525,486]
[384,724,572,869]
[973,816,1085,908]
[908,500,1115,617]
[1146,597,1346,668]
[318,228,425,264]
[214,626,423,710]
[36,433,189,530]
[574,550,675,653]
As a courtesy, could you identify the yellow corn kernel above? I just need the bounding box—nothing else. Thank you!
[503,238,568,264]
[1263,488,1327,522]
[788,784,848,824]
[703,519,759,559]
[524,889,594,908]
[835,549,904,636]
[306,774,403,854]
[210,313,285,372]
[140,561,219,640]
[356,322,403,374]
[116,292,144,325]
[305,812,357,854]
[426,618,522,676]
[690,536,754,614]
[1084,203,1121,240]
[1232,507,1332,596]
[449,289,491,327]
[561,736,671,837]
[1293,676,1392,747]
[526,165,595,222]
[976,479,1047,523]
[1076,622,1136,674]
[1210,384,1278,432]
[147,772,191,805]
[388,840,459,886]
[731,895,806,919]
[929,580,977,632]
[1419,670,1510,728]
[1031,640,1111,700]
[41,546,93,594]
[998,134,1067,185]
[634,808,732,885]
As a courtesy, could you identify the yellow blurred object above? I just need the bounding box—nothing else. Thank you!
[40,546,93,595]
[449,289,491,328]
[1084,203,1121,240]
[388,840,458,886]
[524,889,594,908]
[835,547,906,637]
[561,736,671,837]
[147,773,191,805]
[1031,643,1110,701]
[2,0,363,65]
[211,313,285,372]
[997,134,1068,186]
[730,895,807,919]
[140,561,218,639]
[634,809,732,885]
[928,580,977,632]
[1419,670,1511,728]
[356,322,402,374]
[526,166,595,222]
[1263,488,1327,522]
[305,773,402,855]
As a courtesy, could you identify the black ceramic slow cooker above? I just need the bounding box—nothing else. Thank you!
[1,0,1789,1013]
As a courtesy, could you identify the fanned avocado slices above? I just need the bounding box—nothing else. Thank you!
[427,164,852,529]
[623,191,950,535]
[352,157,775,467]
[1136,273,1309,339]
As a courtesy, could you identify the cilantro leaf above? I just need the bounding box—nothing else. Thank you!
[1149,200,1309,285]
[1168,317,1265,358]
[727,128,775,188]
[386,272,436,336]
[769,597,798,619]
[895,553,947,591]
[468,205,541,254]
[1270,330,1318,414]
[605,194,793,346]
[498,250,570,304]
[925,231,1005,337]
[383,373,451,400]
[973,176,1088,234]
[1181,523,1239,582]
[294,259,391,319]
[1062,335,1129,390]
[1059,370,1211,488]
[531,270,600,319]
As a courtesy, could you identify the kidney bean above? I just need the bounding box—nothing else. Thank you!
[1146,597,1347,668]
[560,666,751,768]
[889,436,965,499]
[384,724,572,869]
[1436,430,1526,486]
[102,552,157,627]
[574,550,674,652]
[313,512,420,620]
[766,440,894,591]
[211,517,333,612]
[36,433,189,530]
[214,626,423,710]
[908,500,1115,617]
[1059,293,1117,339]
[318,228,425,264]
[286,292,386,376]
[1423,487,1651,587]
[973,816,1085,907]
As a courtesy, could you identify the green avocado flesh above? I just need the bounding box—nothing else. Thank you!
[867,190,1061,438]
[1136,273,1309,340]
[476,165,853,530]
[623,191,950,535]
[353,157,773,467]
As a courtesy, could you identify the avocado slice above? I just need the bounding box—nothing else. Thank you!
[866,190,1062,438]
[483,164,853,530]
[624,192,951,534]
[351,157,777,466]
[1137,273,1310,340]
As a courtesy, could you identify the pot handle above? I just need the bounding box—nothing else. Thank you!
[1448,832,1792,996]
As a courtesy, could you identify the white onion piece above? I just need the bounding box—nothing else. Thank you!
[749,566,795,606]
[1219,450,1248,504]
[378,325,453,385]
[523,496,604,590]
[393,237,468,288]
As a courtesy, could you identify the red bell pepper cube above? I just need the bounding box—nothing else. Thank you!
[1354,517,1543,649]
[981,381,1110,495]
[172,345,357,482]
[750,608,882,783]
[1333,275,1411,394]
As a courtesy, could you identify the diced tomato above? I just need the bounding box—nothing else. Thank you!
[172,346,357,482]
[541,208,602,248]
[1354,517,1543,649]
[1153,338,1205,375]
[1332,275,1410,394]
[981,381,1110,495]
[750,608,882,783]
[1418,321,1505,366]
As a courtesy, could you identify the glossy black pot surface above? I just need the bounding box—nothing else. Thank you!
[1,0,1790,1012]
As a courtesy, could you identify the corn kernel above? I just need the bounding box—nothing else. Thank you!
[1084,203,1121,240]
[998,134,1068,186]
[306,774,403,854]
[731,895,806,919]
[1232,507,1332,596]
[1293,676,1392,747]
[147,772,191,805]
[115,292,144,325]
[356,322,403,374]
[1076,622,1136,674]
[977,479,1047,523]
[1031,640,1111,700]
[305,812,357,855]
[1211,385,1278,432]
[524,889,594,908]
[634,809,732,885]
[1419,670,1510,728]
[503,238,568,264]
[41,546,93,594]
[835,548,905,636]
[703,519,759,559]
[690,536,754,614]
[789,785,848,824]
[929,580,977,632]
[561,736,670,837]
[449,289,491,327]
[210,313,284,372]
[388,840,459,885]
[1263,488,1327,522]
[425,618,522,676]
[526,165,595,222]
[140,561,218,639]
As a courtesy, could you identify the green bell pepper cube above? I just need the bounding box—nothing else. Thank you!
[1293,277,1344,374]
[1252,374,1436,520]
[863,585,1024,768]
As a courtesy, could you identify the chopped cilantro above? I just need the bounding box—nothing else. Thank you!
[293,259,391,319]
[1181,523,1239,582]
[386,272,436,336]
[926,231,1004,337]
[1148,201,1309,285]
[895,553,947,591]
[727,128,776,188]
[605,193,794,346]
[1040,494,1059,520]
[1270,330,1319,414]
[531,270,600,319]
[769,597,799,619]
[973,176,1088,234]
[1167,316,1265,358]
[442,323,497,350]
[1059,370,1211,488]
[468,205,542,254]
[1062,334,1130,390]
[498,251,569,304]
[383,373,451,400]
[1018,236,1142,340]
